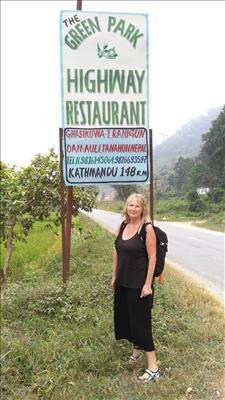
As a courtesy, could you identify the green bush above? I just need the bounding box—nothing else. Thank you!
[208,186,225,202]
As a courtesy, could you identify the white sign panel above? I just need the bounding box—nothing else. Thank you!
[60,11,149,185]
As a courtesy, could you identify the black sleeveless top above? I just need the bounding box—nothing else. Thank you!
[114,223,149,288]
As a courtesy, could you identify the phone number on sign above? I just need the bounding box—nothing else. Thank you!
[114,155,147,164]
[67,155,148,165]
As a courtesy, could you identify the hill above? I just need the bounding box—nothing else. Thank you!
[154,106,222,174]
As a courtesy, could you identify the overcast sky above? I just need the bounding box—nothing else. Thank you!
[1,0,225,166]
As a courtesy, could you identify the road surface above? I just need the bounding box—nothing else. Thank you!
[82,209,225,305]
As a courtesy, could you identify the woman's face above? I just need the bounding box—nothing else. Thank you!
[127,198,143,219]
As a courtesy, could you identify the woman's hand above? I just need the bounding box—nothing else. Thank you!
[140,284,152,298]
[111,276,116,291]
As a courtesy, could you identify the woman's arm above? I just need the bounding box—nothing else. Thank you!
[111,250,118,291]
[140,223,156,298]
[112,250,118,279]
[111,224,121,290]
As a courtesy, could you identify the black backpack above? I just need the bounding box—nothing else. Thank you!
[140,222,168,277]
[119,221,168,278]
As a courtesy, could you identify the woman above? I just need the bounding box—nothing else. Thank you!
[112,193,160,382]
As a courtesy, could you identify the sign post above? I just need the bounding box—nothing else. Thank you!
[59,128,66,283]
[59,3,151,282]
[59,0,83,284]
[149,129,154,224]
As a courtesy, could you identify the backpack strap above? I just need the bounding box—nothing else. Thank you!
[115,220,126,242]
[120,220,127,233]
[139,221,152,242]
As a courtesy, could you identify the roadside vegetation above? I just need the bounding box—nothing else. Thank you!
[97,198,225,231]
[0,150,98,287]
[1,214,224,400]
[0,221,61,281]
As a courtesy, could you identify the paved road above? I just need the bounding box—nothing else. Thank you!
[82,209,225,304]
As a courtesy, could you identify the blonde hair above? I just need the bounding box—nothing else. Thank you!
[123,193,149,223]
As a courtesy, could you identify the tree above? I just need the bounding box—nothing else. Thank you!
[186,190,206,212]
[208,186,225,203]
[199,105,225,187]
[170,157,194,194]
[189,161,210,188]
[112,185,140,201]
[0,150,98,287]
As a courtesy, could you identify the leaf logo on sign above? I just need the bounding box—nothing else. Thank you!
[97,43,118,59]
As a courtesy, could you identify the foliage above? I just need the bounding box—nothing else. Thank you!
[0,150,98,285]
[186,191,206,212]
[154,172,178,200]
[199,105,225,187]
[112,184,140,201]
[1,151,59,244]
[167,157,194,194]
[189,161,210,188]
[208,186,225,202]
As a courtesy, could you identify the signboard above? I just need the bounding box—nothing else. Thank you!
[60,11,149,185]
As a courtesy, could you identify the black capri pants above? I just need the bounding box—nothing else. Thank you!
[114,286,155,352]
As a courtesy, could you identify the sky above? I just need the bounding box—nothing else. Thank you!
[1,0,225,167]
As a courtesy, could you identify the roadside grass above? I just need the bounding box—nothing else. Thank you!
[97,200,124,213]
[0,221,61,280]
[154,199,225,231]
[97,199,225,231]
[195,212,225,232]
[1,214,225,400]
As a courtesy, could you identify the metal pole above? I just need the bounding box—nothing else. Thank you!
[77,0,82,10]
[65,186,73,281]
[149,129,154,224]
[63,0,83,281]
[59,128,67,283]
[58,0,83,283]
